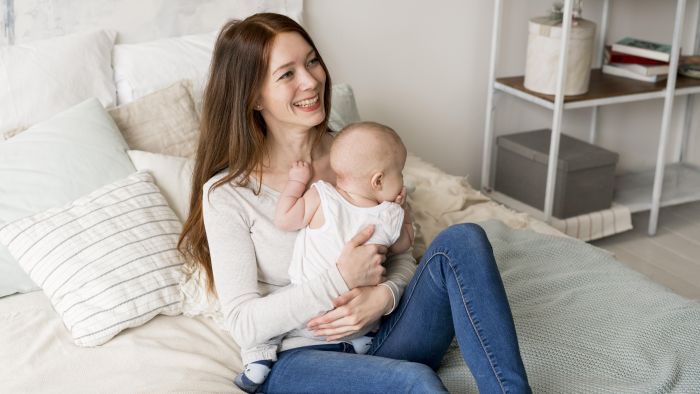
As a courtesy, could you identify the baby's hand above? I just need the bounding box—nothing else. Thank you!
[288,161,312,184]
[394,187,407,206]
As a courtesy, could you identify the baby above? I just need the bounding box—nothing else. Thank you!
[234,121,414,393]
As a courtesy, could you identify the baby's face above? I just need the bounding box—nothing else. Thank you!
[379,166,404,203]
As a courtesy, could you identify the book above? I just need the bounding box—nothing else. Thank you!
[604,46,667,65]
[611,37,673,62]
[609,62,669,76]
[602,64,667,83]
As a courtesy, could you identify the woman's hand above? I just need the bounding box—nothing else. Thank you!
[307,285,393,341]
[336,225,387,289]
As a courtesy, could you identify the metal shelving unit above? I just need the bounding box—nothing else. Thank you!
[482,0,700,236]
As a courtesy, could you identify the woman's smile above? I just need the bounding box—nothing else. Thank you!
[293,95,321,112]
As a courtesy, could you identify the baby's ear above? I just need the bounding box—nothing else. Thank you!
[370,172,384,190]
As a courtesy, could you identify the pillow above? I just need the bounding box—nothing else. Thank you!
[127,150,195,222]
[109,80,200,158]
[0,172,184,346]
[0,98,135,297]
[113,31,217,109]
[0,30,117,135]
[329,83,362,131]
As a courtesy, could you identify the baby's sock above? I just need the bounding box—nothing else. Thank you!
[234,360,273,393]
[351,336,373,354]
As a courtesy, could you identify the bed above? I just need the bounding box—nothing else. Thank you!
[1,1,699,393]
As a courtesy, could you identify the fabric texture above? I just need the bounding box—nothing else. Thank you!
[0,172,184,346]
[0,291,243,393]
[127,150,195,223]
[437,220,700,393]
[0,30,117,135]
[113,31,217,110]
[109,80,200,158]
[288,180,404,284]
[0,98,136,298]
[328,84,362,132]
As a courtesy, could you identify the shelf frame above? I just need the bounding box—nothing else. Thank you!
[482,0,697,236]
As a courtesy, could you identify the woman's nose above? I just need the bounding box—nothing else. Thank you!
[298,68,320,91]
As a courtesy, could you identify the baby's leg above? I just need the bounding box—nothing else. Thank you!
[235,337,282,393]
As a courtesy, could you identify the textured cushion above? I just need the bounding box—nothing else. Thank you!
[109,80,200,158]
[0,30,117,135]
[0,172,184,346]
[113,31,217,110]
[127,150,195,222]
[328,84,362,131]
[0,98,136,298]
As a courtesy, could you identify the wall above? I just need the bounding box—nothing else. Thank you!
[305,0,700,187]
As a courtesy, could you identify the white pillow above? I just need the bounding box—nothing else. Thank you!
[127,150,195,223]
[0,172,184,346]
[0,30,117,135]
[0,98,135,297]
[113,31,217,109]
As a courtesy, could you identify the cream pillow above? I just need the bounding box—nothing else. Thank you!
[0,172,184,346]
[0,30,117,135]
[109,80,200,158]
[127,150,195,222]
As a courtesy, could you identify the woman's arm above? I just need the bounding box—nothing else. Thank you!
[203,184,348,350]
[307,248,417,339]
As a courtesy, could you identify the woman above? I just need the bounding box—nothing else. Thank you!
[179,12,531,394]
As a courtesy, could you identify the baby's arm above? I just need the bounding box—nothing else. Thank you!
[389,206,414,254]
[389,187,415,254]
[274,161,321,231]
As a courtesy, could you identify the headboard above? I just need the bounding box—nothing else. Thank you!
[0,0,302,45]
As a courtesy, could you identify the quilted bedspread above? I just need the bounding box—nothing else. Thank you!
[437,220,700,393]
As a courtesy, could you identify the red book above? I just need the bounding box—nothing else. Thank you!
[604,46,668,65]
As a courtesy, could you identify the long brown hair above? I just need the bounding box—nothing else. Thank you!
[178,13,333,294]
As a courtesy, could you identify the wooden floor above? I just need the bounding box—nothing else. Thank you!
[591,201,700,300]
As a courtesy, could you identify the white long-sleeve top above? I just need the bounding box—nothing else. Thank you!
[202,171,417,358]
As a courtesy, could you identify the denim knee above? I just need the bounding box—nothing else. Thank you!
[432,223,489,251]
[397,362,447,393]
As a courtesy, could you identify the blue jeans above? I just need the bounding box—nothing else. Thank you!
[259,223,531,394]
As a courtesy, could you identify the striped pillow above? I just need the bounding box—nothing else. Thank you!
[0,172,184,346]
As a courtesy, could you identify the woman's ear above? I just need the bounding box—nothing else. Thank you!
[370,172,384,191]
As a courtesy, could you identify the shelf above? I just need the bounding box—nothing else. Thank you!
[495,69,700,110]
[614,162,700,213]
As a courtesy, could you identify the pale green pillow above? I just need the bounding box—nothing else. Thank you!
[0,98,136,297]
[329,83,362,131]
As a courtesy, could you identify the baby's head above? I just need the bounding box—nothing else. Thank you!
[331,121,407,203]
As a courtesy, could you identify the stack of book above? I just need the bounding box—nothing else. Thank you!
[602,37,672,83]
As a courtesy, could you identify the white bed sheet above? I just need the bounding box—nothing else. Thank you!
[0,291,242,393]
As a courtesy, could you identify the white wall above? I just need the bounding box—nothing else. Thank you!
[305,0,700,187]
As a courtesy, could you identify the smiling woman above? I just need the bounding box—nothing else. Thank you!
[257,32,327,136]
[178,12,531,394]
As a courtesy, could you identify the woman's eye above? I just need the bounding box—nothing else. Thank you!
[307,58,320,67]
[279,71,293,80]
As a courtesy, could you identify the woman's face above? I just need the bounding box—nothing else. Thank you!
[257,32,327,133]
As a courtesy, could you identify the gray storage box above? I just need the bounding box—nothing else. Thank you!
[495,129,619,219]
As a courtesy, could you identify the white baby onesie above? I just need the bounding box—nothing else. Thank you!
[288,180,404,284]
